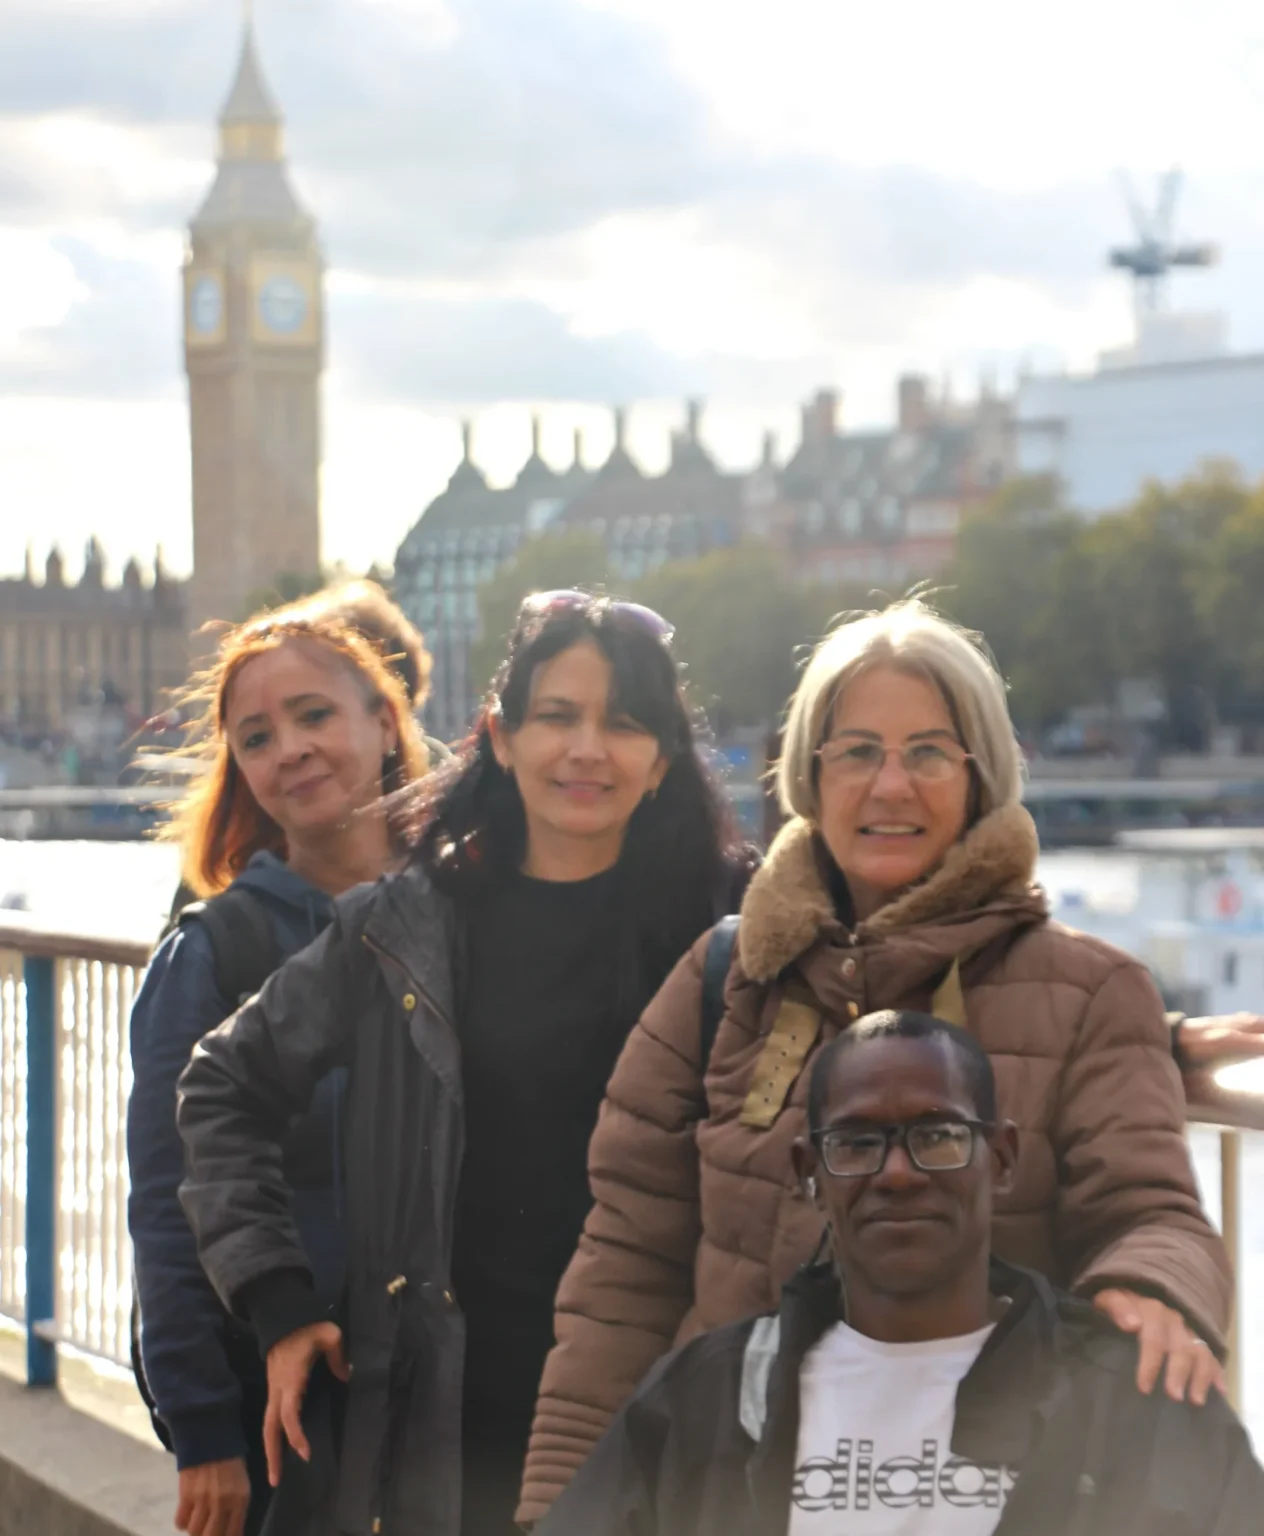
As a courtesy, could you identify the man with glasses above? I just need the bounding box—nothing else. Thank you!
[536,1010,1261,1535]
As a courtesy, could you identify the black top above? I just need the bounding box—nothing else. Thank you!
[453,865,632,1431]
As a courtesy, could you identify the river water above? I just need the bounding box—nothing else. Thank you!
[1,838,1260,1449]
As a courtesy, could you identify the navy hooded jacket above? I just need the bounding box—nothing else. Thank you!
[127,852,348,1470]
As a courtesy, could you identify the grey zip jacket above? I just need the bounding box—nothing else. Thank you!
[177,864,462,1536]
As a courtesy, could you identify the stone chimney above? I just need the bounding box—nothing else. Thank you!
[802,388,840,446]
[897,374,932,433]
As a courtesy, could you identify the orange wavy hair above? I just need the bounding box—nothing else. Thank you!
[163,609,430,897]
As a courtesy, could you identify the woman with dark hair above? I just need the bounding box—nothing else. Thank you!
[173,591,754,1536]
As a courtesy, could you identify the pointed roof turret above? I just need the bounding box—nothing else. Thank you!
[448,418,488,491]
[566,425,588,482]
[598,405,642,480]
[515,412,558,488]
[192,12,311,237]
[81,535,105,587]
[667,397,715,474]
[220,20,282,132]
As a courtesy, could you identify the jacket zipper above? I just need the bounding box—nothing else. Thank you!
[359,927,463,1255]
[359,932,461,1536]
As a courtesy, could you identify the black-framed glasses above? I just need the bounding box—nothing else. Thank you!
[815,736,972,783]
[812,1118,993,1178]
[520,589,675,643]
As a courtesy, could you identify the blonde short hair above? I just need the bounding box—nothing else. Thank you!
[777,597,1024,823]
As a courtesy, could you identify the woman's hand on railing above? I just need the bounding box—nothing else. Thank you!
[263,1320,349,1488]
[175,1456,251,1536]
[1179,1013,1264,1067]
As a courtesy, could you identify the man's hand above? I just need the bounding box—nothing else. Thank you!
[1093,1288,1224,1405]
[263,1320,348,1488]
[175,1457,251,1536]
[1178,1013,1264,1068]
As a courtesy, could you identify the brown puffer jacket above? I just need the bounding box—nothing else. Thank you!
[518,802,1232,1523]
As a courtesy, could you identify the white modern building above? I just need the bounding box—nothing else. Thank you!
[1015,313,1264,516]
[1040,829,1264,1018]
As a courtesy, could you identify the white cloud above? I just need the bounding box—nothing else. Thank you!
[0,398,190,576]
[5,0,1264,580]
[588,0,1264,183]
[0,231,88,342]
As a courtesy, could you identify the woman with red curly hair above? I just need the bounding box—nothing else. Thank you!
[128,599,429,1536]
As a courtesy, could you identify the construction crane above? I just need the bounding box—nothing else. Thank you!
[1109,168,1217,314]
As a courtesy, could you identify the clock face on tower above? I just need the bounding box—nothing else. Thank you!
[258,275,308,334]
[190,275,223,334]
[249,257,319,346]
[185,267,227,347]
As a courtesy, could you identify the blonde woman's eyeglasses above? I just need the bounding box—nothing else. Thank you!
[815,736,973,783]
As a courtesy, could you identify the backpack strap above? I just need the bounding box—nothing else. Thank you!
[700,915,741,1071]
[178,885,281,1008]
[739,976,822,1130]
[929,933,1014,1030]
[930,956,968,1029]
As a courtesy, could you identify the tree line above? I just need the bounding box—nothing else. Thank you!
[466,461,1264,748]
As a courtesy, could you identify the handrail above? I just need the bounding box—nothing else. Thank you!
[0,916,1259,1412]
[0,912,152,969]
[1184,1064,1264,1133]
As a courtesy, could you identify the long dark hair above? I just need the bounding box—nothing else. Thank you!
[408,594,754,1013]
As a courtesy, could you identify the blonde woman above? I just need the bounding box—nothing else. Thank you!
[520,597,1234,1524]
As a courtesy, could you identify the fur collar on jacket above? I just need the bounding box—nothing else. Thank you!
[738,802,1042,984]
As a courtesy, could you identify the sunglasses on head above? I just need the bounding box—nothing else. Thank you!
[519,590,675,643]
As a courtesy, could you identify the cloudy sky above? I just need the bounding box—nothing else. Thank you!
[4,0,1264,579]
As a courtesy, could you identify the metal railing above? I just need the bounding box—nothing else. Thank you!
[0,912,1260,1410]
[0,913,148,1381]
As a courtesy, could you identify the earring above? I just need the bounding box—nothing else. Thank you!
[806,1176,818,1202]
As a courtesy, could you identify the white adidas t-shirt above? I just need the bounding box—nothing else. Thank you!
[788,1320,1015,1535]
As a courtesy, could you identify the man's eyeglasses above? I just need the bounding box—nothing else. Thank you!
[811,1118,993,1178]
[815,736,972,783]
[520,590,675,643]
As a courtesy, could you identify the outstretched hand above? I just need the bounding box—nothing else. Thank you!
[1178,1013,1264,1068]
[263,1321,349,1488]
[1092,1288,1224,1406]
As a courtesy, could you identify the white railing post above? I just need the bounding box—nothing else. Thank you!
[0,915,151,1374]
[1220,1129,1242,1411]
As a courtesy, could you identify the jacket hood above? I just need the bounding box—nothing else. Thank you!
[231,850,334,943]
[738,801,1046,983]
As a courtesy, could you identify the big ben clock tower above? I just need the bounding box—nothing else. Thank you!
[185,15,323,634]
